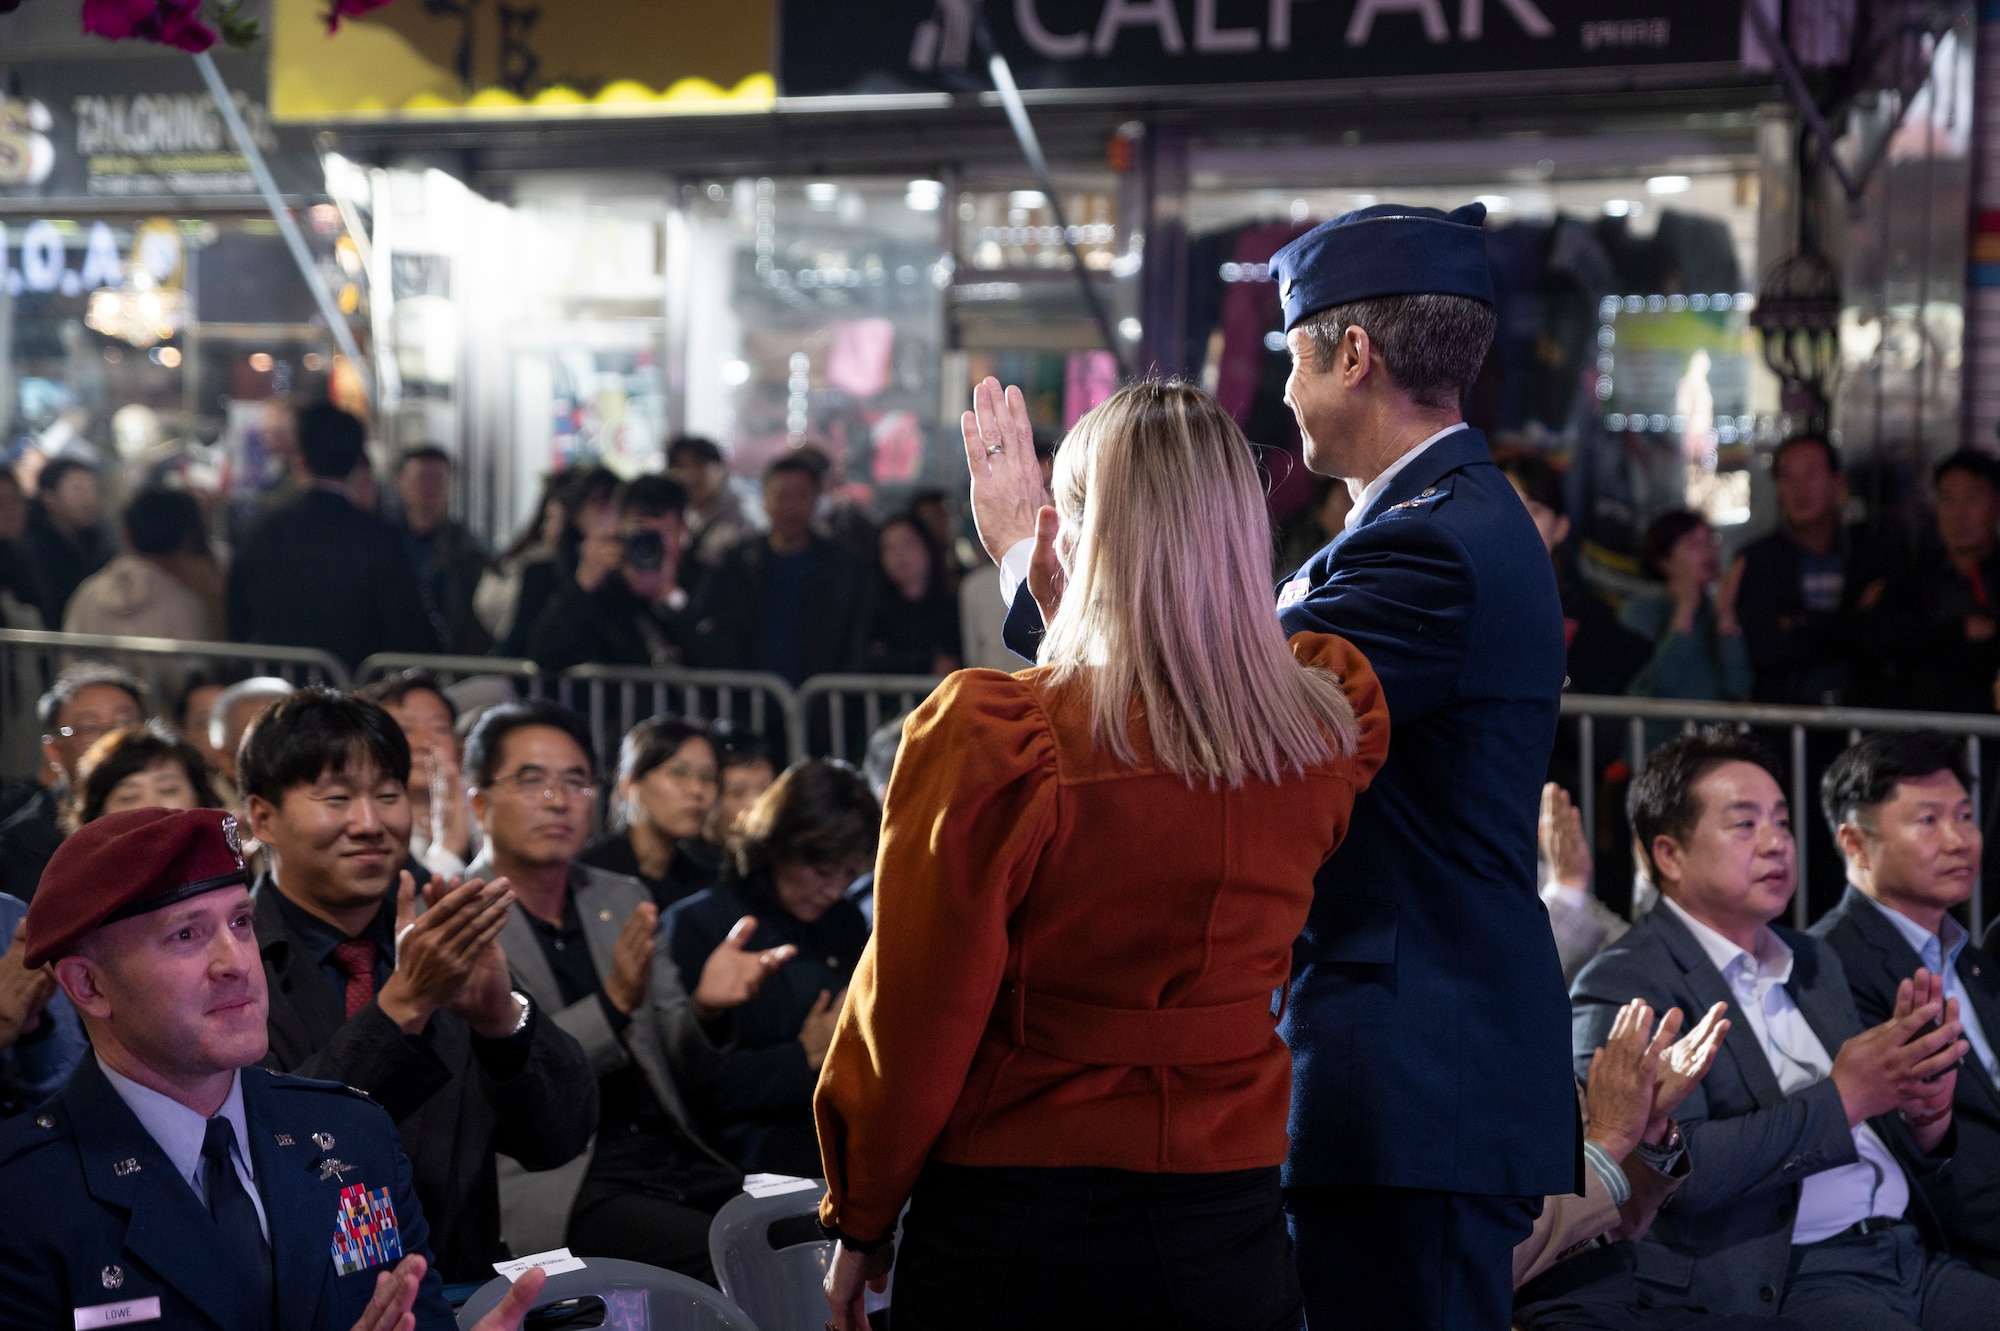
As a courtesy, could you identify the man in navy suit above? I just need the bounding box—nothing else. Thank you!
[969,202,1577,1330]
[1812,731,2000,1277]
[0,807,547,1331]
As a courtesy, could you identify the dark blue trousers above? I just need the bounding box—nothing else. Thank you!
[1285,1185,1539,1330]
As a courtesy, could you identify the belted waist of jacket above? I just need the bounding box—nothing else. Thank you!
[984,979,1281,1067]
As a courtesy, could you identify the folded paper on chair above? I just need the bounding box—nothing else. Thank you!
[493,1248,588,1282]
[743,1173,821,1199]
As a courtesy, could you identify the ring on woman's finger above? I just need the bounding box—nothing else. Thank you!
[986,444,1004,455]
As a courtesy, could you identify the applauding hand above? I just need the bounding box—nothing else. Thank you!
[693,915,798,1017]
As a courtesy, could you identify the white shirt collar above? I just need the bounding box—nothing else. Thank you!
[98,1056,253,1191]
[1342,423,1468,533]
[1659,892,1794,988]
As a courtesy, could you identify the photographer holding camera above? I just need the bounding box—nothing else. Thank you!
[526,476,695,672]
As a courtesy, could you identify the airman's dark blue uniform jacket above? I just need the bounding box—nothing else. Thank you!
[0,1058,454,1330]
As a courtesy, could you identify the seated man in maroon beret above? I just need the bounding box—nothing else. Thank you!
[0,806,548,1331]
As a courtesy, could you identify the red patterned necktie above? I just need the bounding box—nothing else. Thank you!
[332,940,378,1020]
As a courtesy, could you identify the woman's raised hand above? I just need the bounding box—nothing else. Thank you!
[962,377,1050,565]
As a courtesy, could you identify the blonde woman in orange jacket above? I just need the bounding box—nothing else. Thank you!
[815,380,1390,1331]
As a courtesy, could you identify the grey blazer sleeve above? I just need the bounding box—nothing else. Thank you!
[631,936,725,1094]
[1572,950,1857,1217]
[551,990,631,1076]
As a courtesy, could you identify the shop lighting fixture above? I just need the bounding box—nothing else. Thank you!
[805,182,840,209]
[1475,195,1513,214]
[302,354,325,372]
[1008,190,1047,210]
[1118,317,1143,341]
[85,285,187,350]
[905,181,945,211]
[1603,199,1634,217]
[249,353,275,372]
[1645,175,1692,194]
[722,359,751,385]
[1264,331,1288,352]
[151,347,181,368]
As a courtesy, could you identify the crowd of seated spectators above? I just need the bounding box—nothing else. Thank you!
[11,645,2000,1328]
[0,664,870,1286]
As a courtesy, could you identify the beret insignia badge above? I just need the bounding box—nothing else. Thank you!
[221,813,244,866]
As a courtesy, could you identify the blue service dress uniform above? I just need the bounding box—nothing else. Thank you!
[0,1058,454,1331]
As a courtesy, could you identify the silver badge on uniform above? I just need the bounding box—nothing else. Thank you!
[100,1266,124,1290]
[274,1133,294,1147]
[112,1158,141,1177]
[312,1132,336,1151]
[221,813,244,866]
[318,1158,356,1183]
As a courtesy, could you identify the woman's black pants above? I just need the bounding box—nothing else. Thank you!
[890,1161,1302,1331]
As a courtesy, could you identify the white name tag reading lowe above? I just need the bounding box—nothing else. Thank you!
[74,1298,161,1329]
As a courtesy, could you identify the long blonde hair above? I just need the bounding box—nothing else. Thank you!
[1039,380,1358,786]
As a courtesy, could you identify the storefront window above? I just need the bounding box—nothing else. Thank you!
[951,176,1137,445]
[2,212,338,530]
[1184,162,1776,575]
[671,175,950,521]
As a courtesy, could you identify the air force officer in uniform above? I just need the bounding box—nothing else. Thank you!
[0,807,546,1331]
[972,203,1576,1329]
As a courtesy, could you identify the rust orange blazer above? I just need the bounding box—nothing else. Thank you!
[814,631,1390,1244]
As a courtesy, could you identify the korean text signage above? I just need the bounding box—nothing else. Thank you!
[780,0,1743,96]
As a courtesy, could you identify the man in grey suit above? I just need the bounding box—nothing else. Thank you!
[464,702,797,1281]
[1572,730,2000,1329]
[1812,731,2000,1277]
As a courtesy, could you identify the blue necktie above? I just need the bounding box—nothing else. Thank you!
[202,1116,273,1327]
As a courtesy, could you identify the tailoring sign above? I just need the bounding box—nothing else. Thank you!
[780,0,1742,97]
[0,53,318,204]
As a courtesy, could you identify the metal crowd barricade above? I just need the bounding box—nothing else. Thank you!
[795,673,944,766]
[0,628,349,780]
[555,665,802,765]
[1561,693,2000,940]
[354,653,548,698]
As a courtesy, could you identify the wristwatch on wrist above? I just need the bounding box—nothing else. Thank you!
[504,990,532,1037]
[1633,1120,1687,1175]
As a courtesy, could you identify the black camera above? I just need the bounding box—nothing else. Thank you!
[623,528,667,571]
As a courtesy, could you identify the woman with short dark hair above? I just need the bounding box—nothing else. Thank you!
[578,716,721,910]
[663,759,876,1176]
[1622,508,1752,712]
[70,721,223,830]
[858,514,962,676]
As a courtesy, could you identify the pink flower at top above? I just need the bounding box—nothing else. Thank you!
[80,0,217,51]
[324,0,395,32]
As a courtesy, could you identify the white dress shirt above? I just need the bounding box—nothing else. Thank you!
[99,1057,271,1240]
[1339,422,1468,534]
[1860,892,2000,1082]
[998,421,1470,609]
[1658,896,1907,1244]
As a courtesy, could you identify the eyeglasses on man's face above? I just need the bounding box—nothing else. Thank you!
[490,767,597,803]
[52,715,141,746]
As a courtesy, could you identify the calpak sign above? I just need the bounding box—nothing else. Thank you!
[780,0,1741,96]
